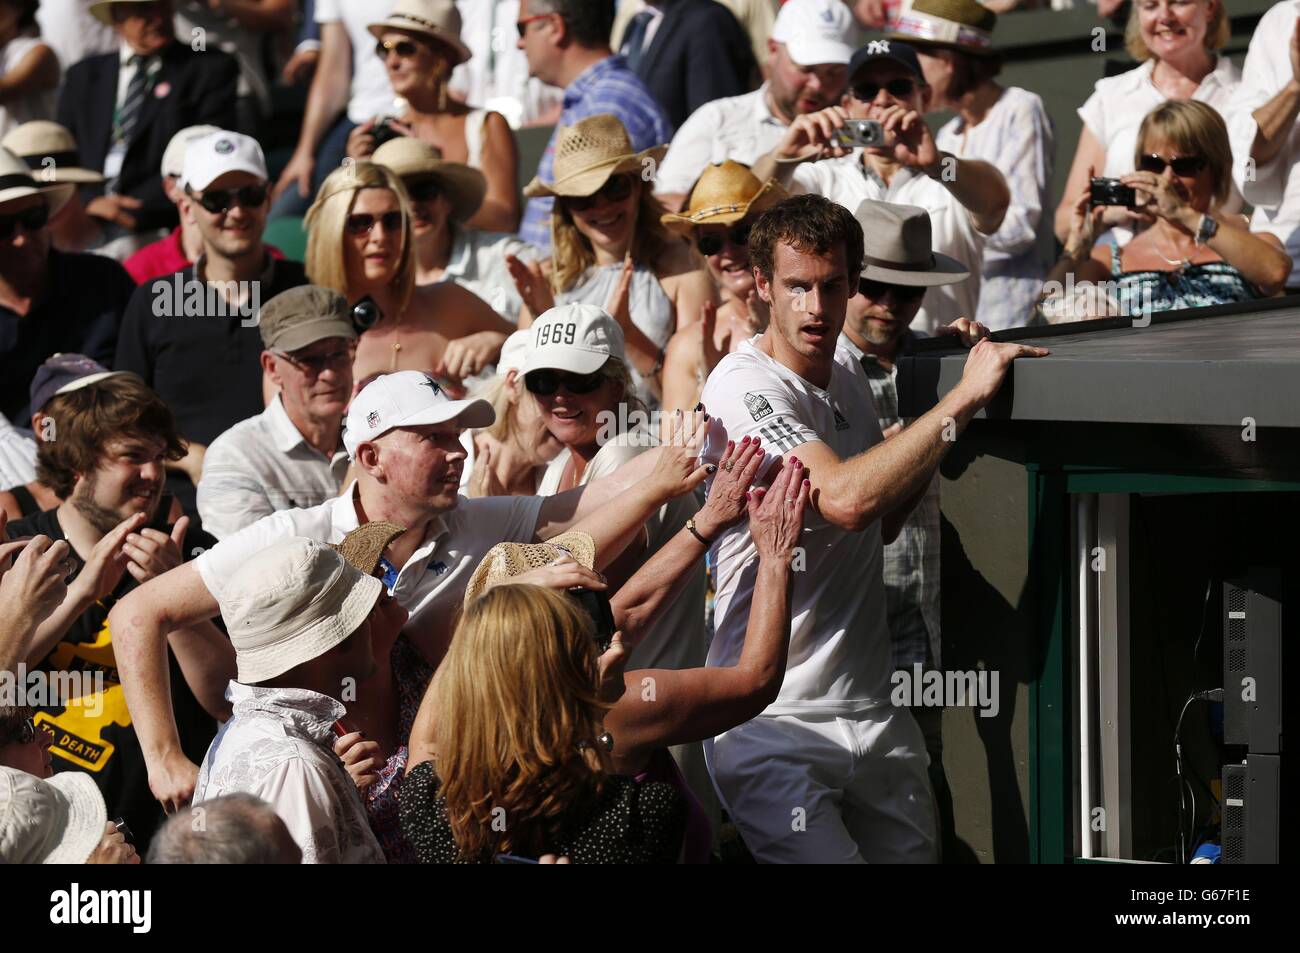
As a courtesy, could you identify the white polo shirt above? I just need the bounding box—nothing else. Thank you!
[789,154,985,334]
[316,0,398,124]
[195,484,543,653]
[699,337,892,715]
[654,85,788,196]
[197,395,351,541]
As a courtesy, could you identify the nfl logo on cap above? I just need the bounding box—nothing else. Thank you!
[366,411,381,427]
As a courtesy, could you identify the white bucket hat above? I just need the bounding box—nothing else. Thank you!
[218,538,383,684]
[522,303,625,376]
[0,766,107,864]
[344,370,495,458]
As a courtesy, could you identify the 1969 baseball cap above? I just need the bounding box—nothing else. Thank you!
[180,131,268,192]
[343,371,495,458]
[522,303,625,377]
[772,0,857,67]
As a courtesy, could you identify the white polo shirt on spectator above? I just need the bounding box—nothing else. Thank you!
[444,225,537,322]
[654,85,788,196]
[1229,0,1300,287]
[317,0,398,124]
[789,153,985,334]
[196,395,351,541]
[699,337,892,714]
[195,484,544,650]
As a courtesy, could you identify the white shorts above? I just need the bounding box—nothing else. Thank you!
[707,708,937,864]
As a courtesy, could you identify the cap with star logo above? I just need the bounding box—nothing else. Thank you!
[343,370,495,458]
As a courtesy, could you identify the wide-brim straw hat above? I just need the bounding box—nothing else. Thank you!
[368,0,472,65]
[2,122,104,184]
[88,0,160,26]
[886,0,999,57]
[462,532,597,606]
[855,198,970,287]
[331,521,407,579]
[0,147,74,217]
[523,113,667,199]
[661,160,787,235]
[372,136,486,223]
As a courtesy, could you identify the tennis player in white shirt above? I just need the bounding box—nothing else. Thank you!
[698,193,1046,862]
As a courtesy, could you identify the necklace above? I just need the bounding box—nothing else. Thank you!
[1152,229,1195,282]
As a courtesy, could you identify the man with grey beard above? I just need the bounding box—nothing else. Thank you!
[1,373,231,853]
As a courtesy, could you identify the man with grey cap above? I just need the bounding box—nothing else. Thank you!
[113,368,711,812]
[192,536,386,864]
[198,286,355,540]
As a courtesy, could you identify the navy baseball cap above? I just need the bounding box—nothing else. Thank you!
[847,38,925,85]
[29,354,129,414]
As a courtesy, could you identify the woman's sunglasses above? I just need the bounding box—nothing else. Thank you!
[852,78,916,102]
[346,211,404,235]
[564,175,634,212]
[1137,153,1207,177]
[524,369,605,396]
[406,179,442,203]
[191,185,268,215]
[0,203,49,240]
[375,38,421,60]
[696,223,752,257]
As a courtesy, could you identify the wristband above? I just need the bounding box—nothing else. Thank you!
[685,517,713,547]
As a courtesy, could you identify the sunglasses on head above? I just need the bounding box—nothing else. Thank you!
[375,38,421,60]
[406,179,442,203]
[192,185,268,215]
[346,210,404,235]
[696,222,752,257]
[1137,153,1207,177]
[859,278,926,302]
[0,203,49,240]
[564,175,634,212]
[524,369,605,396]
[852,78,916,101]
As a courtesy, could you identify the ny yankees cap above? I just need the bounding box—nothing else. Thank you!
[848,38,925,85]
[343,370,495,458]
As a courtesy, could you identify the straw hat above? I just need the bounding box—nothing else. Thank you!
[89,0,163,25]
[368,0,472,65]
[331,522,406,578]
[0,147,74,217]
[372,136,486,223]
[462,532,597,606]
[1,122,104,184]
[523,114,667,199]
[0,767,107,864]
[887,0,998,57]
[661,160,787,235]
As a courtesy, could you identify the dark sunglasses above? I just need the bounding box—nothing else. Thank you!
[696,223,752,257]
[0,203,49,239]
[852,78,916,102]
[1137,153,1207,177]
[274,346,353,374]
[192,185,268,215]
[1,717,36,746]
[375,38,421,60]
[346,211,404,235]
[406,179,443,203]
[524,369,605,396]
[564,175,634,212]
[859,278,926,302]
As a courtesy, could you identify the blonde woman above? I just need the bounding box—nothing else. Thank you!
[506,114,716,405]
[304,161,513,396]
[1054,0,1239,245]
[347,0,520,233]
[401,584,688,863]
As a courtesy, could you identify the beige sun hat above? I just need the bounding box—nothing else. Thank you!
[0,766,107,864]
[330,521,406,578]
[463,532,597,606]
[2,122,104,185]
[218,538,384,684]
[372,136,486,224]
[0,147,75,217]
[854,200,970,287]
[368,0,472,65]
[89,0,163,25]
[661,160,787,236]
[523,114,667,199]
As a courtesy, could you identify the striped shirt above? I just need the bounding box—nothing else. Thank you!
[518,55,672,253]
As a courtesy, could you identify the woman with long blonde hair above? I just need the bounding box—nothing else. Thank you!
[305,161,513,395]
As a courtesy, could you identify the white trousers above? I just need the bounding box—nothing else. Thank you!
[707,707,938,864]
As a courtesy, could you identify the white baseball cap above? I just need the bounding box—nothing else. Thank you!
[772,0,857,67]
[0,766,107,864]
[180,131,268,192]
[522,303,625,377]
[496,329,531,377]
[344,370,496,458]
[218,537,383,685]
[161,124,222,179]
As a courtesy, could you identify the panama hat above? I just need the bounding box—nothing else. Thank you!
[331,521,406,579]
[886,0,999,56]
[2,122,103,184]
[854,200,969,287]
[89,0,166,26]
[462,532,597,606]
[523,114,666,199]
[368,0,472,65]
[0,147,74,217]
[372,136,486,223]
[661,160,787,235]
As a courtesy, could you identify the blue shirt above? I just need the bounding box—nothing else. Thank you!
[518,55,671,253]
